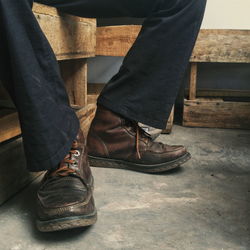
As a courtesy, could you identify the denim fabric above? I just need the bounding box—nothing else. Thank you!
[0,0,206,171]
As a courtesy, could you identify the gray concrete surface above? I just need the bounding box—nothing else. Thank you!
[0,125,249,250]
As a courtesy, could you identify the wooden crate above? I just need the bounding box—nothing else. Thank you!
[183,29,250,129]
[184,97,250,129]
[0,4,96,143]
[33,3,96,60]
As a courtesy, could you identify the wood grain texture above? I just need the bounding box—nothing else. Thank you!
[75,104,96,137]
[189,63,197,100]
[87,83,105,105]
[59,59,88,107]
[96,25,141,56]
[33,3,96,60]
[0,112,20,143]
[183,98,250,129]
[0,105,95,143]
[96,26,250,63]
[162,106,174,134]
[185,89,250,98]
[191,29,250,63]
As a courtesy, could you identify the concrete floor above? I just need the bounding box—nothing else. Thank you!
[0,125,249,250]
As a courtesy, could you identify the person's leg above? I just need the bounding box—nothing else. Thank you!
[86,0,207,172]
[1,0,206,172]
[97,0,207,129]
[0,0,97,232]
[39,0,207,172]
[0,0,206,230]
[38,0,207,129]
[0,0,79,172]
[41,0,206,129]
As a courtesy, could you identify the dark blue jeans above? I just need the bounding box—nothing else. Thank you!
[0,0,207,171]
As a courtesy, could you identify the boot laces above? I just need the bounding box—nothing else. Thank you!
[50,140,81,177]
[127,121,152,159]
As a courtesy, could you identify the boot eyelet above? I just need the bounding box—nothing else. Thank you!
[74,150,80,157]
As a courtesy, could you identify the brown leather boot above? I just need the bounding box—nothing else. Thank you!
[87,105,191,173]
[36,129,97,232]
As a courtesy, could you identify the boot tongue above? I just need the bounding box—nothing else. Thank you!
[124,120,153,159]
[126,120,152,140]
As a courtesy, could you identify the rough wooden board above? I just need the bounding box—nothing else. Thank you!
[183,98,250,129]
[0,108,14,118]
[75,104,96,137]
[189,63,197,100]
[59,59,88,107]
[191,29,250,63]
[162,106,175,134]
[33,3,89,22]
[96,25,141,56]
[96,26,250,63]
[185,89,250,98]
[87,94,98,105]
[0,112,21,143]
[0,138,42,205]
[88,83,105,95]
[87,83,104,105]
[33,3,96,60]
[0,104,94,143]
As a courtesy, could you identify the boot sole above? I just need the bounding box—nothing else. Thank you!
[88,152,191,173]
[36,211,97,232]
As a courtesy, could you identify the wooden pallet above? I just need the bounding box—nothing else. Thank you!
[183,29,250,129]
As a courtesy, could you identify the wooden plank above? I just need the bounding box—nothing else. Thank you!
[96,25,141,56]
[183,98,250,129]
[88,83,105,95]
[60,59,87,107]
[185,89,250,98]
[96,26,250,63]
[75,104,96,137]
[33,3,96,60]
[87,94,98,105]
[189,63,197,100]
[191,29,250,63]
[0,104,95,143]
[87,83,105,104]
[162,106,174,134]
[0,112,20,143]
[0,138,42,205]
